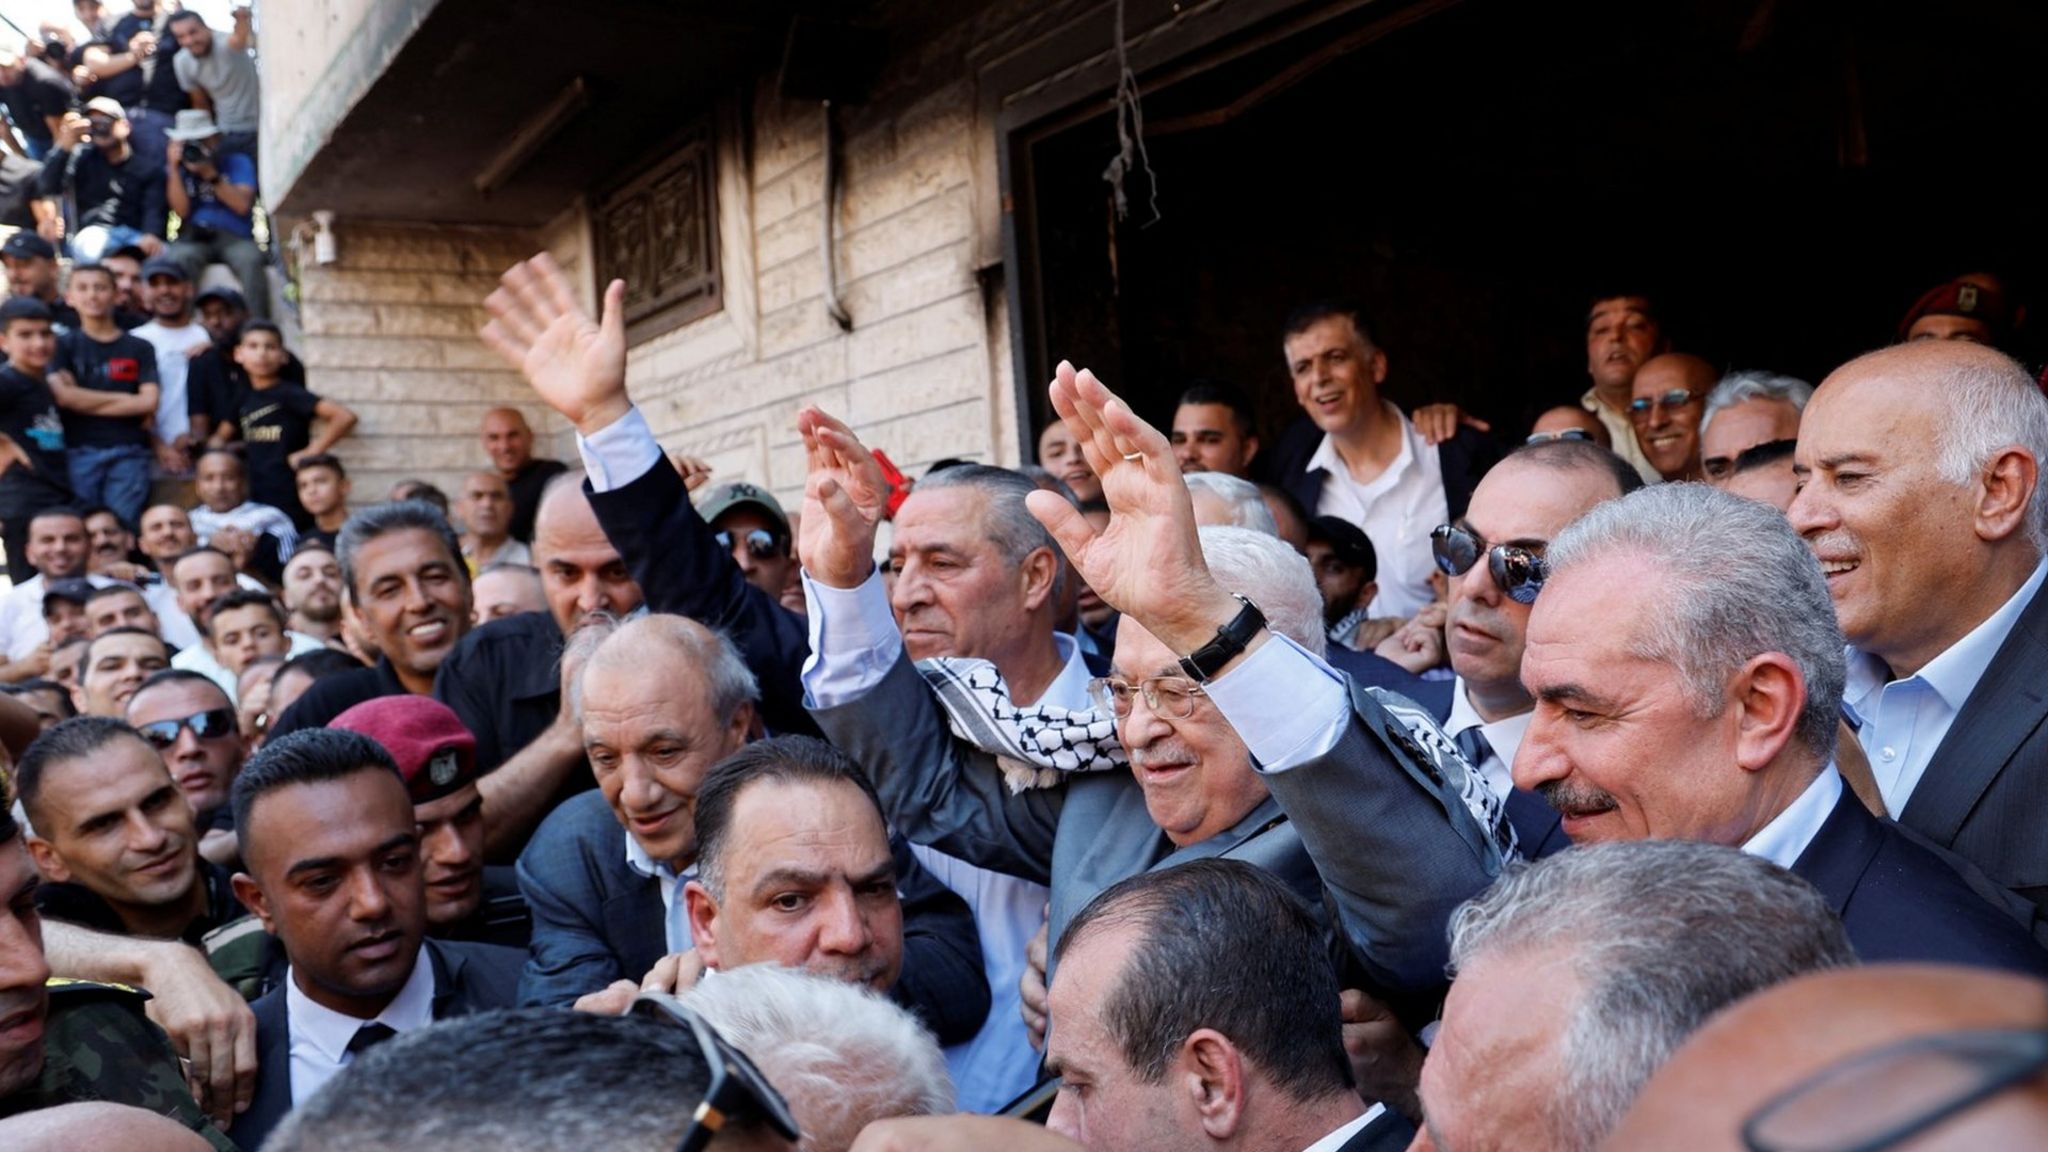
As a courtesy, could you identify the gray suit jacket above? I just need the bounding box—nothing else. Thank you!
[810,651,1503,994]
[1899,578,2048,913]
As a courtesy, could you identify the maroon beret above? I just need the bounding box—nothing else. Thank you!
[331,695,477,805]
[1899,279,2012,341]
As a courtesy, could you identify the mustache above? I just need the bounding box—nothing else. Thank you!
[1538,779,1620,815]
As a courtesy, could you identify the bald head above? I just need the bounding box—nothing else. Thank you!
[481,407,535,475]
[1631,353,1716,480]
[1606,965,2048,1151]
[0,1102,215,1151]
[532,471,642,635]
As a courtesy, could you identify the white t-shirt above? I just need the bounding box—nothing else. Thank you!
[133,319,212,447]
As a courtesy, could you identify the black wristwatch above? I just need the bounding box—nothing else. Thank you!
[1178,594,1267,683]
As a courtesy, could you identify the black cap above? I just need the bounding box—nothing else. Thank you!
[42,578,96,611]
[0,296,53,324]
[195,286,248,311]
[1,233,56,262]
[141,257,190,283]
[1307,515,1378,580]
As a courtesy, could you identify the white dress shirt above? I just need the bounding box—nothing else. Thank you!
[1842,560,2047,816]
[1579,388,1662,483]
[1443,677,1532,804]
[1741,767,1843,871]
[802,567,1062,1113]
[1305,405,1446,620]
[284,950,436,1107]
[1302,1105,1386,1152]
[624,838,698,955]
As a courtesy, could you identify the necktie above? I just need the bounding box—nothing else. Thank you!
[347,1022,398,1057]
[1453,726,1495,770]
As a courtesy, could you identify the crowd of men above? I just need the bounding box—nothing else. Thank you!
[0,233,2042,1151]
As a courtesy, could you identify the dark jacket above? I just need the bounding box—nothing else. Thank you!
[1265,415,1496,526]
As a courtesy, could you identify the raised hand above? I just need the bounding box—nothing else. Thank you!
[1410,402,1492,447]
[480,253,631,436]
[1023,362,1239,655]
[797,407,889,589]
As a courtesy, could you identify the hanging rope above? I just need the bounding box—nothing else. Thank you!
[1102,0,1162,227]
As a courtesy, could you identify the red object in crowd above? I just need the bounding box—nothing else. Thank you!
[874,449,911,518]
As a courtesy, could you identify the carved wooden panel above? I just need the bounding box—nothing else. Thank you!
[596,119,722,344]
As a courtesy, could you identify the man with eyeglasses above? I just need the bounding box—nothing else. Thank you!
[1611,964,2048,1152]
[1700,370,1811,510]
[126,670,244,859]
[1628,352,1715,482]
[1432,437,1642,859]
[1524,405,1609,448]
[15,717,247,949]
[700,482,796,608]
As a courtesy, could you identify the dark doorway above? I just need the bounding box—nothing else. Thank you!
[1009,0,2048,449]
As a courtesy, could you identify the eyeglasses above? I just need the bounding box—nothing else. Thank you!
[1628,388,1698,417]
[136,708,238,748]
[1742,1027,2048,1152]
[714,528,783,561]
[1525,428,1595,444]
[1431,523,1549,604]
[627,993,802,1152]
[1703,437,1799,481]
[1089,675,1207,720]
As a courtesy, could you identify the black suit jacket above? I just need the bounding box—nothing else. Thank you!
[227,938,522,1150]
[514,790,991,1043]
[1793,788,2048,974]
[1896,578,2048,914]
[1265,415,1497,527]
[1324,644,1452,722]
[1342,1109,1419,1152]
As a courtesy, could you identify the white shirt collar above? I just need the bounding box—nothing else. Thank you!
[1741,767,1843,871]
[1443,677,1532,803]
[1301,1105,1384,1152]
[284,945,437,1067]
[1042,632,1096,711]
[624,832,695,884]
[1303,403,1417,495]
[1845,558,2048,717]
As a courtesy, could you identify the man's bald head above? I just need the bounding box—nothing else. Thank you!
[532,471,642,635]
[1631,353,1716,480]
[481,407,536,475]
[0,1102,215,1151]
[1607,965,2048,1151]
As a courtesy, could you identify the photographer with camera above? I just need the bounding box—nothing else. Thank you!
[162,110,263,318]
[35,97,166,264]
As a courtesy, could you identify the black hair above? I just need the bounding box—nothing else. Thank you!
[335,501,467,598]
[204,588,285,635]
[231,729,402,862]
[1504,437,1646,499]
[67,263,114,284]
[195,445,247,473]
[26,506,84,531]
[132,667,233,710]
[293,453,347,479]
[271,647,365,691]
[1056,858,1354,1103]
[1,679,77,721]
[1175,379,1260,440]
[166,9,204,27]
[1281,297,1377,348]
[78,626,168,680]
[693,735,887,896]
[0,296,53,326]
[236,320,283,345]
[385,482,450,516]
[14,716,151,829]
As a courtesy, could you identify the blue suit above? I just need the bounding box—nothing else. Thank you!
[516,790,992,1043]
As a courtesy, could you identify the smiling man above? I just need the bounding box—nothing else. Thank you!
[1626,353,1714,482]
[1264,300,1494,619]
[1514,483,2045,971]
[71,627,169,718]
[1578,293,1668,483]
[223,729,521,1151]
[267,503,473,738]
[1787,340,2048,917]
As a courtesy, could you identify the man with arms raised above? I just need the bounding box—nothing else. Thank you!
[1787,341,2048,914]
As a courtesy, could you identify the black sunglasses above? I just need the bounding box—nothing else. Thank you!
[715,528,784,561]
[1628,388,1698,416]
[136,708,238,748]
[1431,523,1549,604]
[627,993,802,1152]
[1743,1027,2048,1152]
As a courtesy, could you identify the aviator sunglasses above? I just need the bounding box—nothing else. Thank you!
[1430,523,1549,604]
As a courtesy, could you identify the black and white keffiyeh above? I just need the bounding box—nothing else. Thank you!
[917,657,1126,793]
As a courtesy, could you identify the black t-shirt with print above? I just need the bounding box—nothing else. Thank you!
[238,382,320,525]
[55,328,157,448]
[0,364,74,517]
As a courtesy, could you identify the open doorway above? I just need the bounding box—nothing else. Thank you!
[1009,0,2048,448]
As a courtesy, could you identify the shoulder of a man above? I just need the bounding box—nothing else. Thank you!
[271,665,388,735]
[522,789,621,872]
[425,937,524,1013]
[30,978,224,1136]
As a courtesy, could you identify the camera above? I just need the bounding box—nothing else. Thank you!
[180,141,216,170]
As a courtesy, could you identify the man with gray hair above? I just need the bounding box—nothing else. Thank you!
[1412,840,1856,1152]
[1788,341,2048,917]
[1699,369,1811,508]
[1515,481,2045,969]
[681,965,953,1152]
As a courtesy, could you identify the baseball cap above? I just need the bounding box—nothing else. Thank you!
[698,481,790,535]
[331,695,478,805]
[141,257,190,283]
[195,286,249,311]
[83,96,125,120]
[41,578,96,612]
[1,232,56,262]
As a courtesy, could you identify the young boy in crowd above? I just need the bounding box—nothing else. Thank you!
[0,297,76,585]
[291,452,351,551]
[46,265,159,529]
[208,322,357,530]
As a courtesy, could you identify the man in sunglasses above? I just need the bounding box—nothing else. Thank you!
[700,482,796,608]
[1699,370,1811,510]
[126,670,244,854]
[15,716,247,949]
[1628,352,1715,481]
[1434,437,1641,858]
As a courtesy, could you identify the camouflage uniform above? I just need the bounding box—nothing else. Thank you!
[0,977,240,1151]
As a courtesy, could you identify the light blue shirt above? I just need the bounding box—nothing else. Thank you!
[623,837,698,955]
[1742,766,1843,871]
[1842,560,2048,816]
